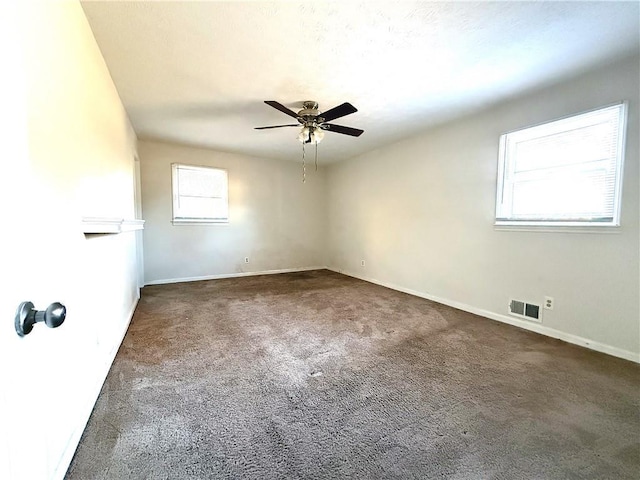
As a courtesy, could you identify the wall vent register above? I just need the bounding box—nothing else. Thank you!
[509,299,541,322]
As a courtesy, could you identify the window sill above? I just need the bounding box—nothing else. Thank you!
[494,222,621,234]
[172,219,229,226]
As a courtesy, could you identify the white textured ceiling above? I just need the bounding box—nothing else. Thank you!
[80,1,639,164]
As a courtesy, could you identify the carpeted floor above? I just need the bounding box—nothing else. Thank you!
[66,270,639,479]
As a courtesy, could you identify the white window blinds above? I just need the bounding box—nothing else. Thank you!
[496,103,626,226]
[172,164,228,223]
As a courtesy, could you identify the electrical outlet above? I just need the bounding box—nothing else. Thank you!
[544,296,554,310]
[244,257,249,264]
[361,260,365,267]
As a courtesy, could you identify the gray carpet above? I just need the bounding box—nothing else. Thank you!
[66,269,640,479]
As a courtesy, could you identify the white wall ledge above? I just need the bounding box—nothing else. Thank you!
[82,217,145,234]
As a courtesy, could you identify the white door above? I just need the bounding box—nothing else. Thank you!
[0,4,97,479]
[0,228,92,480]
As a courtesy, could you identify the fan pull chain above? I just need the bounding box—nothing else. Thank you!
[315,142,318,171]
[302,141,306,183]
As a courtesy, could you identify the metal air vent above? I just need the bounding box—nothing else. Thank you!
[509,299,541,322]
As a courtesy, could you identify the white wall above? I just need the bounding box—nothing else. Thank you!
[0,2,141,478]
[139,140,326,284]
[22,0,141,357]
[327,55,640,361]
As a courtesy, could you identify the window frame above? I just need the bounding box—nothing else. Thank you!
[171,163,229,225]
[495,102,627,229]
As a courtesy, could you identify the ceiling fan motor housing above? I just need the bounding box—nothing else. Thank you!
[298,101,323,126]
[299,101,319,114]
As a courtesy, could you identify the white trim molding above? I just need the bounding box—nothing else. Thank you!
[329,268,639,364]
[146,265,639,363]
[144,266,326,286]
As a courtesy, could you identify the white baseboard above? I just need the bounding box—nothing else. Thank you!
[53,294,139,480]
[329,268,639,364]
[144,266,326,286]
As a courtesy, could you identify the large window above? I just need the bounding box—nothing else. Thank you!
[171,163,228,224]
[495,103,627,227]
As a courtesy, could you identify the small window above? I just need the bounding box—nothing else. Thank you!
[171,163,228,224]
[495,103,627,227]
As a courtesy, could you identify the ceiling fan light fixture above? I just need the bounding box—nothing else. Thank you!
[298,125,324,144]
[257,100,362,142]
[312,126,324,144]
[297,126,309,143]
[256,100,362,182]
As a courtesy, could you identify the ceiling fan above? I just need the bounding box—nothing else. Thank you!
[255,100,364,144]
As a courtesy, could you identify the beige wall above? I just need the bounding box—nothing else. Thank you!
[139,140,326,284]
[327,55,640,360]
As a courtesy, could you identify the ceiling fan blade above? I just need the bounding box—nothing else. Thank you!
[255,124,299,130]
[264,100,299,119]
[322,123,364,137]
[320,102,357,122]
